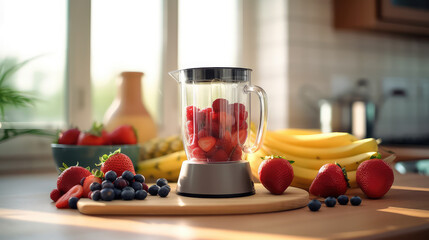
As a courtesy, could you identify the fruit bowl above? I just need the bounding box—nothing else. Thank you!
[51,144,140,172]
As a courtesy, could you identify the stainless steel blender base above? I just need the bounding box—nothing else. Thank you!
[176,160,255,198]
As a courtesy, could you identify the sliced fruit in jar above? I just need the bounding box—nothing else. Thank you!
[186,106,198,121]
[187,133,199,149]
[212,98,229,112]
[186,120,195,135]
[191,147,206,161]
[229,145,243,161]
[232,129,248,146]
[208,149,229,162]
[198,136,216,152]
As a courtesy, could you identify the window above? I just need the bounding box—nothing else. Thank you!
[0,0,67,128]
[178,0,242,68]
[91,0,163,123]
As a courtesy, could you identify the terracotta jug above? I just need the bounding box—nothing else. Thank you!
[103,71,157,144]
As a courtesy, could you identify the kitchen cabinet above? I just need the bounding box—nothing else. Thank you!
[334,0,429,36]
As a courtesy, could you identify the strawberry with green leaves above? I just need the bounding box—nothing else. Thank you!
[77,122,106,145]
[97,148,135,176]
[258,156,294,195]
[56,163,91,193]
[309,163,349,198]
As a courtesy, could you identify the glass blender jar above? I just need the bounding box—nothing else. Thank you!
[170,67,267,197]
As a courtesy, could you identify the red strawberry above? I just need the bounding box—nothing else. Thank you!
[198,136,216,152]
[198,129,209,139]
[309,163,349,198]
[186,120,195,135]
[357,159,394,199]
[109,125,137,145]
[102,129,111,145]
[50,189,62,202]
[55,185,83,209]
[82,175,102,198]
[232,129,247,146]
[218,112,235,129]
[57,163,91,193]
[98,148,135,176]
[186,106,198,121]
[208,149,229,162]
[258,156,294,195]
[229,145,242,161]
[212,98,229,112]
[191,147,206,161]
[187,133,199,150]
[57,128,80,145]
[77,122,105,145]
[142,183,149,192]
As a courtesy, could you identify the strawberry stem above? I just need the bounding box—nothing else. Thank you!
[370,152,382,159]
[96,148,121,166]
[336,163,350,188]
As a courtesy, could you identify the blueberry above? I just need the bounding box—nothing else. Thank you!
[90,182,102,192]
[350,196,362,206]
[80,177,86,186]
[325,197,337,207]
[121,189,135,200]
[158,186,170,198]
[135,190,148,200]
[113,188,122,199]
[91,190,101,201]
[100,188,115,201]
[156,178,168,187]
[308,199,322,211]
[148,185,160,196]
[102,180,114,189]
[134,174,145,183]
[68,197,79,209]
[123,186,135,192]
[163,184,171,190]
[131,181,143,191]
[114,178,129,189]
[122,170,134,182]
[337,195,349,205]
[105,170,117,182]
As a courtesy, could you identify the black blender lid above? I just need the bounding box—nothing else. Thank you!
[179,67,252,82]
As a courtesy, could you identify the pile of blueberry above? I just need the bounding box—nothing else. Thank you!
[90,170,171,201]
[308,195,362,211]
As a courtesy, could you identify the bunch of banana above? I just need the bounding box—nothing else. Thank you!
[140,135,184,160]
[137,150,187,181]
[247,129,379,190]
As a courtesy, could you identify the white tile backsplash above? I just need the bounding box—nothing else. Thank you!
[283,0,429,140]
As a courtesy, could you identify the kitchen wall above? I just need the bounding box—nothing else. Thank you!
[250,0,429,141]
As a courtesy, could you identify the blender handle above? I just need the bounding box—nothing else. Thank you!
[243,85,268,153]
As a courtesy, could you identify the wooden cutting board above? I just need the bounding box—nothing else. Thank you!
[77,183,309,215]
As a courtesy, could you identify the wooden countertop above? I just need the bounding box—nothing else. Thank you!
[0,171,428,240]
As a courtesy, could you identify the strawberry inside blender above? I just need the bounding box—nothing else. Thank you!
[185,98,248,162]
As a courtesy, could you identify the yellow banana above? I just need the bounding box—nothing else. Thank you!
[263,136,378,159]
[137,150,187,181]
[262,145,375,171]
[138,150,186,172]
[275,128,322,135]
[267,131,357,148]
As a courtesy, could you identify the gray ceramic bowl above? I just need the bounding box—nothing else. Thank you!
[51,144,140,172]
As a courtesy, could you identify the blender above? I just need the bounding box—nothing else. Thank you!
[170,67,268,197]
